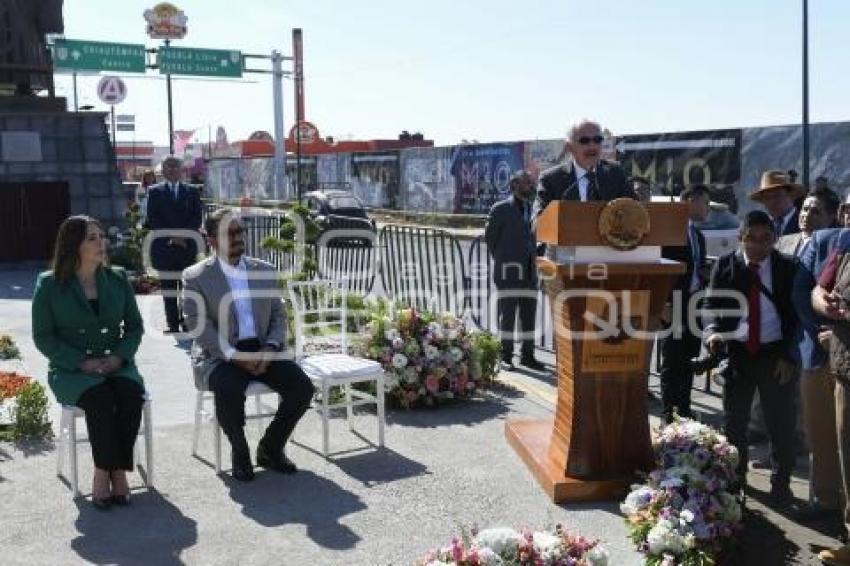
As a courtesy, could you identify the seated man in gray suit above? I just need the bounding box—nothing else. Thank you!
[183,209,314,482]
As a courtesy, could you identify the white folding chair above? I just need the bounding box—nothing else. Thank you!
[56,392,154,498]
[191,381,281,473]
[288,278,386,457]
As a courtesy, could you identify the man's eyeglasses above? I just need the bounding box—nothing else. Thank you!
[577,135,604,146]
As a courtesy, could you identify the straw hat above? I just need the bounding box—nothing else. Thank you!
[749,170,807,202]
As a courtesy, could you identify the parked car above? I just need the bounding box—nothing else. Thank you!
[304,190,376,231]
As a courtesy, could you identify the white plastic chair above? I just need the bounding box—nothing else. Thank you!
[191,381,281,473]
[56,393,154,498]
[288,278,386,457]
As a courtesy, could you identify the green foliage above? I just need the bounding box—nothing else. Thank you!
[0,334,20,360]
[262,205,322,282]
[8,381,52,442]
[469,331,501,383]
[108,203,149,272]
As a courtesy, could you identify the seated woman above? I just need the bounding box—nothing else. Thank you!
[32,215,146,509]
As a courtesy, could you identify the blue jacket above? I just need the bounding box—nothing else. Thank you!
[792,228,846,370]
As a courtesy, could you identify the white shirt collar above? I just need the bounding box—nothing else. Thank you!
[218,256,246,276]
[573,162,587,179]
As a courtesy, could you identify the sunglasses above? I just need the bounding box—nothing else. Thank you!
[577,135,604,146]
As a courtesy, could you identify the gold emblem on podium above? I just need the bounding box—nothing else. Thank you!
[598,198,650,251]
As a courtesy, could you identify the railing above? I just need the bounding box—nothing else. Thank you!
[315,215,377,295]
[378,225,467,315]
[467,236,554,351]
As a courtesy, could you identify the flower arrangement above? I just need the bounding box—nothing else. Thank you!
[621,419,743,565]
[359,306,499,408]
[0,372,30,399]
[419,525,609,566]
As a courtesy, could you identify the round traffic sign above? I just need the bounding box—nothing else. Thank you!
[97,76,127,105]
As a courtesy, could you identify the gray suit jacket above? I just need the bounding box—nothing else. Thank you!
[776,232,807,257]
[182,255,286,389]
[485,195,537,289]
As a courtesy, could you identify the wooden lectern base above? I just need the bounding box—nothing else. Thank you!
[505,419,632,503]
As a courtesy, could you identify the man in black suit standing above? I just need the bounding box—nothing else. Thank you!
[485,170,544,371]
[703,210,799,503]
[659,184,710,422]
[532,119,634,220]
[146,156,203,333]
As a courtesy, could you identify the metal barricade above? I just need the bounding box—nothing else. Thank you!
[315,215,377,296]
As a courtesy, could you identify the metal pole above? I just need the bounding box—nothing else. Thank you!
[802,0,810,188]
[272,50,287,200]
[72,72,78,112]
[111,105,117,146]
[165,39,175,154]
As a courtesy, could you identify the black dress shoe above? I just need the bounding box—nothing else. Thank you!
[231,440,255,481]
[257,443,297,474]
[769,483,794,505]
[91,496,112,510]
[520,357,546,371]
[111,494,131,506]
[163,327,181,335]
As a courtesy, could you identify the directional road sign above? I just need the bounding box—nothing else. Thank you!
[53,39,146,73]
[158,47,242,78]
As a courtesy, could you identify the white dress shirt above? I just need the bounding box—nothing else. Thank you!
[219,257,256,359]
[736,253,783,344]
[574,163,589,202]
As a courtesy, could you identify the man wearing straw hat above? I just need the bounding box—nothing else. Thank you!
[750,170,807,237]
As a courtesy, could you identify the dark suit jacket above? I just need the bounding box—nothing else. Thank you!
[776,208,801,237]
[703,249,797,361]
[792,227,845,369]
[146,181,203,267]
[662,223,707,297]
[532,158,634,220]
[485,195,537,289]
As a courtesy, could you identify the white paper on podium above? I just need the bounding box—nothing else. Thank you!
[546,246,662,263]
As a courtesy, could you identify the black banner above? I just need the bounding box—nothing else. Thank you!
[615,128,741,196]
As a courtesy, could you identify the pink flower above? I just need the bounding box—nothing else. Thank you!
[451,538,464,562]
[425,375,440,394]
[456,374,468,392]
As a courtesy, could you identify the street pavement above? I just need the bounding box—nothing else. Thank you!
[0,265,843,565]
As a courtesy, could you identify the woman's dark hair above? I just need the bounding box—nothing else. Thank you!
[52,215,104,284]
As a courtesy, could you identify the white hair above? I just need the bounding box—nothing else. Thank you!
[567,119,602,142]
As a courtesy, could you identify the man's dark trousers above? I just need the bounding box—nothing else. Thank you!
[208,340,315,454]
[497,281,537,360]
[157,243,194,330]
[659,298,701,421]
[723,341,796,489]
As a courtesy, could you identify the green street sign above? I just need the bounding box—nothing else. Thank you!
[158,47,243,78]
[53,39,147,73]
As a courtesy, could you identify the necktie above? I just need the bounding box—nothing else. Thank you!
[774,216,784,235]
[586,170,599,201]
[746,262,761,355]
[171,183,180,199]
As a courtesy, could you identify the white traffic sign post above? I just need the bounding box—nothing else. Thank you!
[97,76,127,144]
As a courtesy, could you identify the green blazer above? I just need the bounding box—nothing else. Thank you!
[31,266,145,406]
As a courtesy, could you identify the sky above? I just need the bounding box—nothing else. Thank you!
[55,0,850,148]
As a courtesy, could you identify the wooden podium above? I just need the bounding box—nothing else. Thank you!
[505,201,689,502]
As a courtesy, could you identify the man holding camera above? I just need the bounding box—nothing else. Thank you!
[703,210,798,502]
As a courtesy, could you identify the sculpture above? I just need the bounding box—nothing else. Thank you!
[0,0,64,93]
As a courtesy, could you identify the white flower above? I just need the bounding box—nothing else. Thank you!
[447,329,459,341]
[647,521,687,556]
[586,545,609,566]
[392,353,408,369]
[475,528,523,557]
[424,345,440,360]
[385,329,400,341]
[680,509,695,523]
[621,486,655,515]
[450,347,464,362]
[532,531,562,561]
[476,548,503,565]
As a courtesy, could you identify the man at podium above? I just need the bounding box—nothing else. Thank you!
[532,119,634,221]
